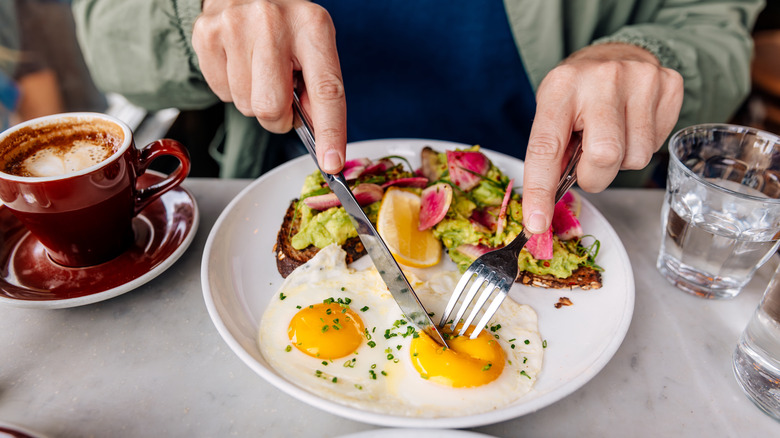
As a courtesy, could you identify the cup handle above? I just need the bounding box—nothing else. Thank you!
[133,139,191,215]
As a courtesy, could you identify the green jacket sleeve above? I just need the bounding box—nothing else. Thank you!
[71,0,216,111]
[504,0,765,129]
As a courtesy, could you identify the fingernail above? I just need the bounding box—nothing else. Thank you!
[526,212,547,233]
[323,149,342,173]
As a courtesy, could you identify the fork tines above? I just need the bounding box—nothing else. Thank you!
[438,265,510,339]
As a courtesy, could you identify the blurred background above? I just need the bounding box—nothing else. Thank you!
[0,0,779,182]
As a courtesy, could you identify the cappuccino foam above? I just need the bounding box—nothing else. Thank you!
[0,117,123,178]
[20,140,113,177]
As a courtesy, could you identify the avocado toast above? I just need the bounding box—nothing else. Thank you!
[274,146,602,290]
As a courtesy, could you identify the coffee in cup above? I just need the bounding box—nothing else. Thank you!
[0,112,191,267]
[0,117,120,178]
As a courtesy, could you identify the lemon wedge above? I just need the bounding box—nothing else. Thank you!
[377,187,442,268]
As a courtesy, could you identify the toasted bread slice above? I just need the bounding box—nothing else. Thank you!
[517,265,602,290]
[275,200,366,278]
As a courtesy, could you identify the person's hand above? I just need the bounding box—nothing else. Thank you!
[192,0,346,173]
[521,42,683,233]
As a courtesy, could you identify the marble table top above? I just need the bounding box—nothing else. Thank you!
[0,180,777,437]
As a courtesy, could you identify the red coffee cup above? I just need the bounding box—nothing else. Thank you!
[0,112,191,267]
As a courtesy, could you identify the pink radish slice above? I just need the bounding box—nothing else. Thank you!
[303,183,384,210]
[363,158,395,175]
[454,243,495,260]
[446,150,490,191]
[381,177,429,189]
[470,206,500,232]
[342,158,371,180]
[419,183,453,231]
[552,199,584,240]
[343,165,366,180]
[496,178,514,236]
[525,227,553,260]
[418,146,444,181]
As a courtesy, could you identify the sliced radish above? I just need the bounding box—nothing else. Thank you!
[470,206,500,232]
[552,199,584,240]
[418,146,444,181]
[496,178,514,236]
[419,183,453,230]
[381,177,429,189]
[559,191,581,216]
[525,227,553,260]
[454,243,495,260]
[303,183,384,210]
[343,165,366,180]
[446,150,490,191]
[363,158,395,175]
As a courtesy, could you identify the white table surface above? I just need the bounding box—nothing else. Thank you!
[0,181,778,437]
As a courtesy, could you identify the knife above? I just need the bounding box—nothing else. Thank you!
[291,90,448,347]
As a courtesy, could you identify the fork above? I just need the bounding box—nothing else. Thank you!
[438,133,584,339]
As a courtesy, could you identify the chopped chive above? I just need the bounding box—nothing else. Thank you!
[285,345,292,352]
[279,293,287,300]
[360,306,369,312]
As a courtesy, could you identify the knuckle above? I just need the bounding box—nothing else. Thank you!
[234,101,254,118]
[527,134,562,160]
[296,2,334,29]
[258,116,292,134]
[540,64,578,90]
[622,152,652,170]
[253,99,287,122]
[312,74,345,101]
[587,139,624,169]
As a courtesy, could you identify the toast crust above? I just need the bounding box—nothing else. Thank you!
[275,200,366,278]
[517,265,603,290]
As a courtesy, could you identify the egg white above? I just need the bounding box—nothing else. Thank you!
[258,244,543,417]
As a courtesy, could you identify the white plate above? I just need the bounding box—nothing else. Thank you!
[338,429,495,438]
[201,139,634,428]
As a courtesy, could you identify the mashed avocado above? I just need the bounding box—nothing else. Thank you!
[517,240,588,277]
[430,145,594,279]
[292,202,380,250]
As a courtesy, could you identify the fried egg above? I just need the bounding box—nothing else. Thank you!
[258,244,543,417]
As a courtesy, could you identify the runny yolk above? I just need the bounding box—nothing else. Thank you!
[288,303,365,359]
[410,324,506,388]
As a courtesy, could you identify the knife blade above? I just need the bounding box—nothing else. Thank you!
[291,90,448,347]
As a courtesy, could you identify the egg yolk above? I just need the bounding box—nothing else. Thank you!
[410,325,506,388]
[288,302,365,359]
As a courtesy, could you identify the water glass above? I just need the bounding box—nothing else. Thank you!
[733,263,780,421]
[656,124,780,299]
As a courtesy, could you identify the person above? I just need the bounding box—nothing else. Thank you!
[71,0,763,235]
[1,0,106,128]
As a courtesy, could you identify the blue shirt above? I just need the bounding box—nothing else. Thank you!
[315,0,536,158]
